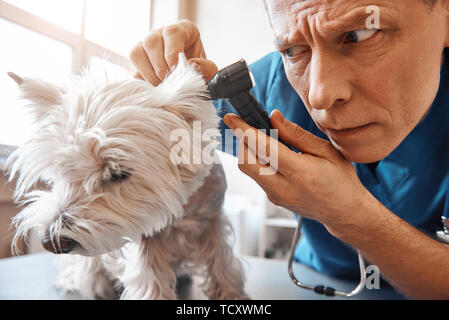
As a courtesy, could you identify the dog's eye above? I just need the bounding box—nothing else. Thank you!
[102,162,132,185]
[110,170,131,183]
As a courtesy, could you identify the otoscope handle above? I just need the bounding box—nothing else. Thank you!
[229,92,272,133]
[229,91,292,149]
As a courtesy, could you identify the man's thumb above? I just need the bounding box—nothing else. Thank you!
[270,110,334,158]
[188,58,218,82]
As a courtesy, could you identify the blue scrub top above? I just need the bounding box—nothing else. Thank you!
[213,48,449,279]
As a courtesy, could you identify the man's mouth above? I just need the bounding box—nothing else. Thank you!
[324,123,375,140]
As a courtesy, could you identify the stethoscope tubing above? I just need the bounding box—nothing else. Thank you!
[288,215,367,298]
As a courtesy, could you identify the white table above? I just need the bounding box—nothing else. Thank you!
[0,253,405,300]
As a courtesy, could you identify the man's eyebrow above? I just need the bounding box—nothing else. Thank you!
[273,7,391,49]
[330,8,379,30]
[274,38,292,49]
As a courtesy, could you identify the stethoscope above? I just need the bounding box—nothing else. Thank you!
[287,215,366,298]
[288,214,449,298]
[437,193,449,244]
[436,215,449,244]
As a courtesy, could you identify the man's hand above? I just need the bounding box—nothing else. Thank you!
[225,110,449,299]
[223,109,371,231]
[129,19,218,85]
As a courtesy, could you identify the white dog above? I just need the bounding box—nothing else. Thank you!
[6,54,248,300]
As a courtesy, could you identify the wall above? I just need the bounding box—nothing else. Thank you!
[193,0,275,68]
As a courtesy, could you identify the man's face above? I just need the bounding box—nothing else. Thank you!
[266,0,448,163]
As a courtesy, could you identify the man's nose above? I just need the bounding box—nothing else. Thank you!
[41,236,77,254]
[307,51,352,110]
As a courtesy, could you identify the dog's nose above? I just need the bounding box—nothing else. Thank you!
[41,237,76,254]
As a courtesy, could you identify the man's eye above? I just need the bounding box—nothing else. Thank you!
[346,29,378,43]
[283,45,309,58]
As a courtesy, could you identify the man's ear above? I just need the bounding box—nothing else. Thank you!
[7,72,65,122]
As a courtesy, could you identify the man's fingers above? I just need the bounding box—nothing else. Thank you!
[224,113,295,176]
[162,20,206,68]
[129,42,161,86]
[162,25,187,68]
[134,72,144,80]
[176,19,207,60]
[224,113,273,164]
[130,20,209,87]
[188,58,218,82]
[270,110,337,159]
[237,140,282,188]
[143,31,171,82]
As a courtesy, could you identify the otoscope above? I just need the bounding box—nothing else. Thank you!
[206,59,367,298]
[207,59,274,135]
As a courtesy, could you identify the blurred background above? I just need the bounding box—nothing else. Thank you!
[0,0,295,260]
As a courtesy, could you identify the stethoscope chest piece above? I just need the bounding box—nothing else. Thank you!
[436,216,449,244]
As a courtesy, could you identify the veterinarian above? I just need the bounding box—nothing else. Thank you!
[130,0,449,299]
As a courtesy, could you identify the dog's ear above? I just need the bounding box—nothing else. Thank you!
[7,72,24,85]
[158,53,208,99]
[7,72,65,122]
[155,53,211,124]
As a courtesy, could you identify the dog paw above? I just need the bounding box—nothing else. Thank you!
[55,264,120,300]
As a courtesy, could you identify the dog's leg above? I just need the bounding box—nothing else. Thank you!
[200,214,249,300]
[56,255,121,299]
[119,238,178,300]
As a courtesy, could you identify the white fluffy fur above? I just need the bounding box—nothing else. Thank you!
[7,54,248,299]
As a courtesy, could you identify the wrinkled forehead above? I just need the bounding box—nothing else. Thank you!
[265,0,399,19]
[265,0,402,45]
[266,0,349,19]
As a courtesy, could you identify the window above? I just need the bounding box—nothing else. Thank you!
[0,0,152,146]
[0,0,267,258]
